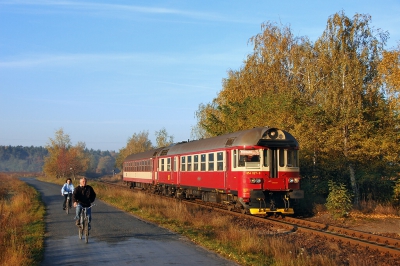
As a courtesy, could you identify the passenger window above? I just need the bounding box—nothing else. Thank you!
[160,158,164,171]
[201,154,206,171]
[208,153,214,171]
[181,156,186,171]
[187,155,192,171]
[194,155,198,171]
[217,152,223,171]
[167,158,171,171]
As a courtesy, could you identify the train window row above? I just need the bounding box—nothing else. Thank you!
[159,151,225,172]
[124,148,299,172]
[124,160,152,172]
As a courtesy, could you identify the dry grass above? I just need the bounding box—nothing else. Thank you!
[358,200,399,216]
[0,173,45,266]
[99,174,123,183]
[314,200,399,219]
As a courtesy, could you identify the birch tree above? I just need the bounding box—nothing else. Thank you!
[197,22,309,136]
[155,127,174,148]
[312,11,389,204]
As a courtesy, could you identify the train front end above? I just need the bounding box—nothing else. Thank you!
[236,128,304,215]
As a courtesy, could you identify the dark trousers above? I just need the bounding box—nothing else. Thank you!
[63,193,72,208]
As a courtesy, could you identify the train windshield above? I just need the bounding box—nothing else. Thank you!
[235,148,298,172]
[238,150,260,169]
[287,149,299,167]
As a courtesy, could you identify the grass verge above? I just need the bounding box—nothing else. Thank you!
[0,173,45,266]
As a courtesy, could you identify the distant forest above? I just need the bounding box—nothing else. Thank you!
[0,145,118,177]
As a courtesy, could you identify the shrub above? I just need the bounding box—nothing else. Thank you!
[325,180,353,218]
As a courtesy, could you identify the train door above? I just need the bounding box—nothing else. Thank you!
[224,151,228,188]
[226,149,239,191]
[269,148,278,178]
[263,148,282,191]
[172,156,178,185]
[167,157,173,183]
[153,158,158,183]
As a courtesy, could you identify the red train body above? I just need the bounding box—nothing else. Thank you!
[123,127,304,215]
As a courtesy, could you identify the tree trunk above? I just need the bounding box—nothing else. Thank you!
[343,125,359,206]
[348,164,359,206]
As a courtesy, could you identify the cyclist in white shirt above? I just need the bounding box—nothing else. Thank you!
[61,178,74,210]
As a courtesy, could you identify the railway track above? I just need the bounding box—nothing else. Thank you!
[268,216,400,257]
[97,179,400,259]
[187,199,400,258]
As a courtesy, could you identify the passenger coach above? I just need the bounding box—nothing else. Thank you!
[123,127,304,215]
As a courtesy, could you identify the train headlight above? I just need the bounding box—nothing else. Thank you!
[250,178,262,184]
[289,178,294,183]
[289,178,300,183]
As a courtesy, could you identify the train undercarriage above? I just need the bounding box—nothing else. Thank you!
[125,181,297,216]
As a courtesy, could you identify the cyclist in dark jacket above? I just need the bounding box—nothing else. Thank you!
[72,177,96,228]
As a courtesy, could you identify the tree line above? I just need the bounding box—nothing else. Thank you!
[41,128,173,179]
[42,128,119,178]
[0,140,118,178]
[0,145,48,172]
[191,11,399,209]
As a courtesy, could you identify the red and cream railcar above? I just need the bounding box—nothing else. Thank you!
[123,147,164,190]
[123,127,304,215]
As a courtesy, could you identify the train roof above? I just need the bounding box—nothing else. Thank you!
[164,127,298,156]
[124,147,164,161]
[123,127,298,162]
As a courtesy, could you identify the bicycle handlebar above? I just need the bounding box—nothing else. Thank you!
[78,203,96,209]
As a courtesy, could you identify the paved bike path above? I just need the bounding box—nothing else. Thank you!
[21,177,239,266]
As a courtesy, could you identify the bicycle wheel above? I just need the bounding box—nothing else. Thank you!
[84,217,89,243]
[66,197,69,214]
[78,225,83,239]
[78,211,84,240]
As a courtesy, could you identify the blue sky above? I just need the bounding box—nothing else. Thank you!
[1,1,399,151]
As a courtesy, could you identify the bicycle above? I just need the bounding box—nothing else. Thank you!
[65,193,72,214]
[77,204,95,243]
